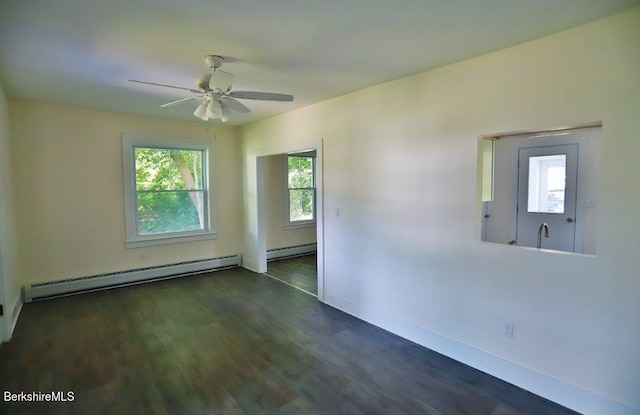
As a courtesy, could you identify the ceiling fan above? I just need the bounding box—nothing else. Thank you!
[129,55,294,122]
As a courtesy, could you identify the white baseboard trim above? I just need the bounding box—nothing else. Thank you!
[23,255,241,302]
[267,244,316,261]
[324,292,639,415]
[242,261,260,273]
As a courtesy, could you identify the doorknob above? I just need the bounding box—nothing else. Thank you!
[566,217,574,223]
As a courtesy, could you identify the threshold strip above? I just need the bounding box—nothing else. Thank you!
[262,272,317,298]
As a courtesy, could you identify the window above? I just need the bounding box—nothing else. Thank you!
[122,134,216,247]
[286,152,316,226]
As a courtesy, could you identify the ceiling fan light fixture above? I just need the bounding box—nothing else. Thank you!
[220,106,230,123]
[206,99,222,119]
[194,101,209,120]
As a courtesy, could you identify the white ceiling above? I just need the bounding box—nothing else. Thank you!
[1,0,638,125]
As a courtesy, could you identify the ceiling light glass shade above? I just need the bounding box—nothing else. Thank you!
[194,102,208,120]
[220,105,231,123]
[206,99,223,119]
[209,70,234,92]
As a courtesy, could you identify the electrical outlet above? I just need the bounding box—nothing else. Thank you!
[502,322,513,338]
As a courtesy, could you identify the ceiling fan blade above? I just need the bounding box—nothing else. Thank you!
[160,96,201,108]
[129,79,202,94]
[220,96,251,114]
[228,91,294,102]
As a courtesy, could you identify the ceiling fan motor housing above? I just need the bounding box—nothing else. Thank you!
[204,55,224,69]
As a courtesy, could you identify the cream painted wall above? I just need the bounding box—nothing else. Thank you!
[9,100,243,286]
[264,154,316,250]
[242,8,640,415]
[0,84,20,341]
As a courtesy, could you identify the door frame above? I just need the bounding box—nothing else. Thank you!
[244,138,324,302]
[0,251,8,342]
[0,191,9,342]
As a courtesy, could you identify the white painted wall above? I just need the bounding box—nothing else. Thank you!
[264,154,316,250]
[8,100,244,286]
[0,84,20,341]
[242,8,640,415]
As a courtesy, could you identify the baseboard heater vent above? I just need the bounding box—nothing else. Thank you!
[267,243,317,261]
[23,254,241,302]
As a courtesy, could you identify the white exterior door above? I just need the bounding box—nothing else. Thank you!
[516,144,578,251]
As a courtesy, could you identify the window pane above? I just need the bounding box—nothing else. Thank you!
[168,149,203,190]
[137,191,204,235]
[135,147,203,191]
[527,154,566,213]
[289,189,315,222]
[288,156,313,188]
[135,147,170,190]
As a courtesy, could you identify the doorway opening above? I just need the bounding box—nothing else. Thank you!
[262,152,318,296]
[245,138,324,301]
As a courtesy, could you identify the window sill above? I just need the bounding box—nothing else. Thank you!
[125,232,218,248]
[284,222,316,230]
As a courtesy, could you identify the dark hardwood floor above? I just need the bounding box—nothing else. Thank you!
[0,267,577,414]
[266,254,317,295]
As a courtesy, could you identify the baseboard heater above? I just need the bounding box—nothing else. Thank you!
[267,243,317,261]
[23,254,241,302]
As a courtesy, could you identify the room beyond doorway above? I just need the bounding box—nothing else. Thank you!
[266,253,317,296]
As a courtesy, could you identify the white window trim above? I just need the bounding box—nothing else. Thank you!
[284,152,317,228]
[122,133,217,248]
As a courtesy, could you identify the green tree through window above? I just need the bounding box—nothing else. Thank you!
[135,147,205,235]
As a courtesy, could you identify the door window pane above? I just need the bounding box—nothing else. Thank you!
[527,154,566,213]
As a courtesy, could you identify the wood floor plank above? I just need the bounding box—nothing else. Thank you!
[0,267,578,414]
[267,254,317,295]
